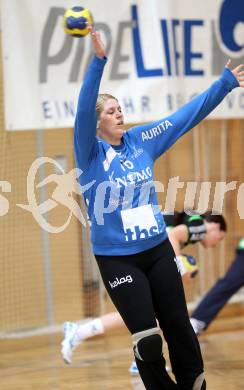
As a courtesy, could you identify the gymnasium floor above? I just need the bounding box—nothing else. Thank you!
[1,317,244,389]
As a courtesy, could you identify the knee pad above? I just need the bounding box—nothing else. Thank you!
[132,327,162,362]
[193,373,206,390]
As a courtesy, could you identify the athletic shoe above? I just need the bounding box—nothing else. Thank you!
[190,318,206,335]
[129,360,139,375]
[61,321,79,364]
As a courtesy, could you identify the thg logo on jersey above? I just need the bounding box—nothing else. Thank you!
[125,225,159,241]
[109,275,133,289]
[121,205,161,242]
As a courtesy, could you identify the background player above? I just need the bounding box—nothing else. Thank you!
[190,237,244,334]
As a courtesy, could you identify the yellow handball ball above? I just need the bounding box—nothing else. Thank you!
[63,6,93,37]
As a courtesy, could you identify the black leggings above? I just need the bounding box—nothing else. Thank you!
[95,239,205,390]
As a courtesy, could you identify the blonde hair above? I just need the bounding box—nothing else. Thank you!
[96,93,118,119]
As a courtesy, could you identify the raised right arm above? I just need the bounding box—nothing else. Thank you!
[74,26,107,171]
[74,56,106,170]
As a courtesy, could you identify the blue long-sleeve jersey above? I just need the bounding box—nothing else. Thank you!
[74,56,239,256]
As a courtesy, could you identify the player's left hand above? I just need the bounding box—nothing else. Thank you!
[226,60,244,87]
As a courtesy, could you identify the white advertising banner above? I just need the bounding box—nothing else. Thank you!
[1,0,244,130]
